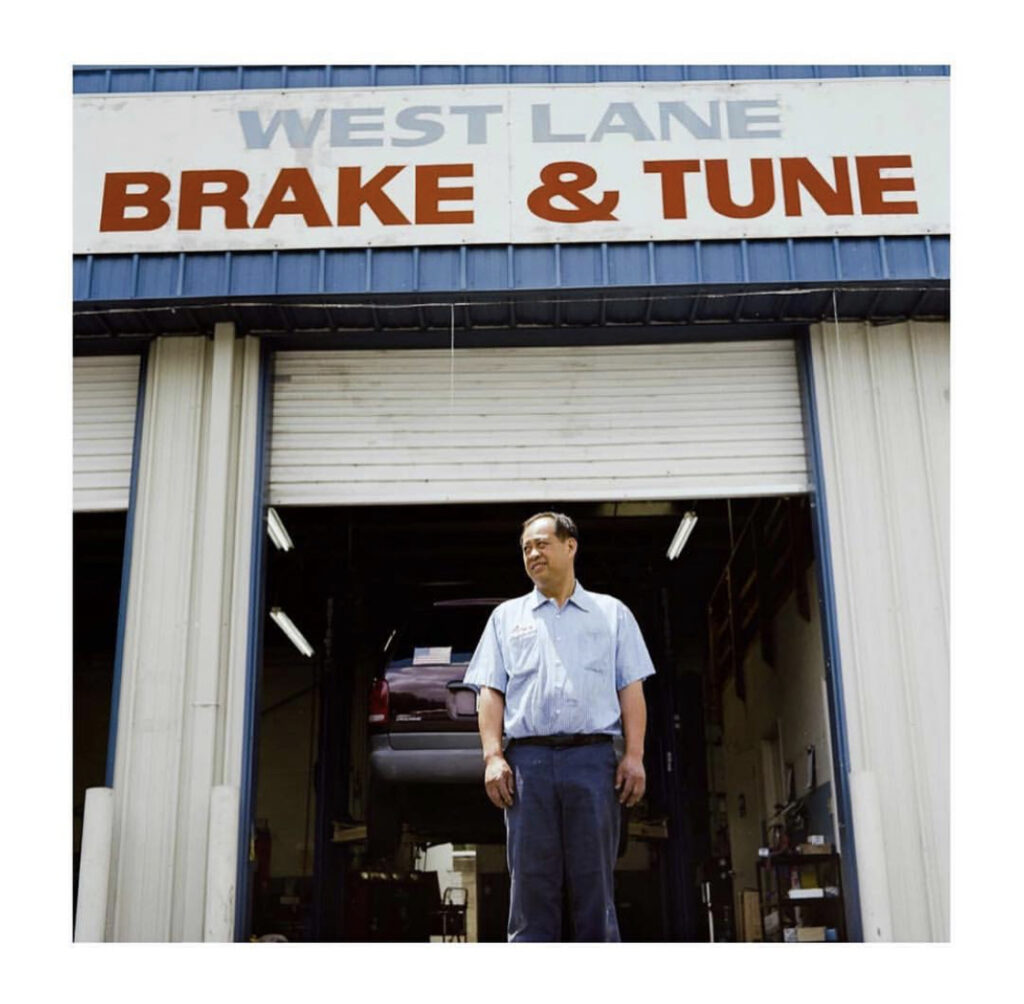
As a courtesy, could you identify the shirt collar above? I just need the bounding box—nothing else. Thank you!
[530,580,591,612]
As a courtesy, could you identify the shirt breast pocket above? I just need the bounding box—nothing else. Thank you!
[581,629,613,700]
[508,628,540,675]
[581,628,611,672]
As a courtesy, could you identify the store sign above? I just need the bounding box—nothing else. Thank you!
[74,78,948,253]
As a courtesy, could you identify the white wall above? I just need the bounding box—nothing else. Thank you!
[809,319,949,941]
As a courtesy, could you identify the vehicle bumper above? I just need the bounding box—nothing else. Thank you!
[369,733,625,784]
[369,733,486,784]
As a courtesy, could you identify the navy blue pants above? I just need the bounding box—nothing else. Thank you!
[504,740,621,942]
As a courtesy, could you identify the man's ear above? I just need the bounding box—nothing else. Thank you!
[568,537,578,557]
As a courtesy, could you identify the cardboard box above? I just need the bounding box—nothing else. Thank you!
[797,842,834,855]
[797,926,827,942]
[628,819,669,840]
[331,822,368,844]
[742,889,763,942]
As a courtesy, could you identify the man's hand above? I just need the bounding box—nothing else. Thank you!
[616,680,647,807]
[478,687,513,808]
[614,752,645,807]
[484,753,515,809]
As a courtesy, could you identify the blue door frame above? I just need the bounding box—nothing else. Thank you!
[233,341,273,941]
[796,331,864,942]
[104,345,149,789]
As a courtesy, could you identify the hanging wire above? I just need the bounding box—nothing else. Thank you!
[449,302,456,430]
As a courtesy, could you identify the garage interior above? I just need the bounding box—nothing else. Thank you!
[249,494,840,942]
[72,511,126,922]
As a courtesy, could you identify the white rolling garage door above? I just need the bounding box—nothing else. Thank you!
[269,340,810,506]
[73,355,142,512]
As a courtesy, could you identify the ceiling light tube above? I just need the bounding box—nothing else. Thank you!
[269,607,314,657]
[667,511,698,560]
[266,507,294,551]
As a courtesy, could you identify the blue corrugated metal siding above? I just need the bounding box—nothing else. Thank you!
[73,65,949,333]
[73,64,950,92]
[75,236,949,302]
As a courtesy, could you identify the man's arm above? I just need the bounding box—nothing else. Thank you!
[479,686,514,808]
[615,680,647,807]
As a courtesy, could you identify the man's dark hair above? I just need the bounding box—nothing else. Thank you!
[521,511,578,542]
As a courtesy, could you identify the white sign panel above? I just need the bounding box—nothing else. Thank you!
[74,78,948,254]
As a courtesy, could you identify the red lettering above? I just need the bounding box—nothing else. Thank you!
[337,166,411,226]
[415,164,474,224]
[856,155,918,215]
[705,159,775,219]
[780,158,853,216]
[526,162,618,223]
[178,170,250,230]
[643,160,702,219]
[252,168,331,229]
[99,172,171,232]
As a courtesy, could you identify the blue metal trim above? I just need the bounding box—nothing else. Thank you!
[234,339,273,941]
[73,63,950,94]
[105,345,149,787]
[75,238,949,305]
[796,330,864,943]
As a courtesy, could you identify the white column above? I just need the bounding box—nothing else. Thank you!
[848,770,893,941]
[74,787,114,942]
[106,326,263,941]
[204,785,241,942]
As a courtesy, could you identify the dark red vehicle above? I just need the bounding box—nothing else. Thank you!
[367,599,505,854]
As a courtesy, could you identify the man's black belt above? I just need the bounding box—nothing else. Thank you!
[508,734,613,749]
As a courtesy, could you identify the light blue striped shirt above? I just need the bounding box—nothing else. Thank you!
[463,581,656,739]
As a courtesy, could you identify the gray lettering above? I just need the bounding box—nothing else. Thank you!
[238,109,326,149]
[531,104,586,143]
[726,100,782,139]
[392,106,444,147]
[449,104,503,144]
[658,101,722,140]
[589,102,656,142]
[330,107,385,147]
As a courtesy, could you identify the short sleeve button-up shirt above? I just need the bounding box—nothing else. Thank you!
[463,581,656,739]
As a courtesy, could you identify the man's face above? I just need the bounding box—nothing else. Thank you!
[521,517,577,591]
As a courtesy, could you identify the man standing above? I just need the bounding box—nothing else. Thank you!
[463,512,656,942]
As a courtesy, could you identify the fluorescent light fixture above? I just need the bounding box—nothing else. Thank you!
[269,607,314,657]
[266,507,294,551]
[666,511,698,560]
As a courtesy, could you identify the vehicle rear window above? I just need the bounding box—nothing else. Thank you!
[387,601,500,665]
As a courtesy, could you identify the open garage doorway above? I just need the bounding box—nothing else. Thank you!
[73,512,127,925]
[248,496,842,942]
